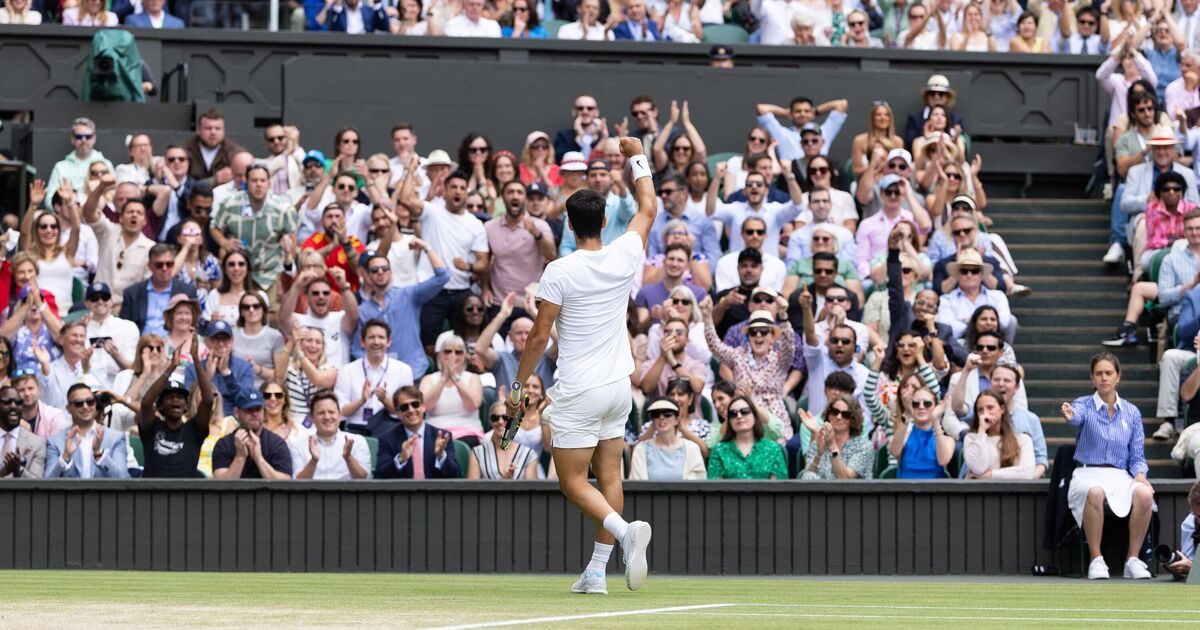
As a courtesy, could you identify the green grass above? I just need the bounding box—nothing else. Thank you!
[0,571,1196,628]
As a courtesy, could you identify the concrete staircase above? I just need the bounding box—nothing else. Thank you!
[988,199,1182,479]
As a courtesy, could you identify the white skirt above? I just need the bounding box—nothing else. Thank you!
[1067,467,1138,527]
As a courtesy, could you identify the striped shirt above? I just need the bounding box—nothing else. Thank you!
[1068,393,1148,477]
[471,438,539,480]
[1157,247,1200,317]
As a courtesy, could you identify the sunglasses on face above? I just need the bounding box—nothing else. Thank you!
[659,188,680,196]
[744,182,765,188]
[672,146,693,153]
[887,161,909,170]
[37,223,59,230]
[152,261,174,270]
[828,336,853,346]
[728,406,753,418]
[813,268,836,276]
[959,267,982,276]
[975,343,999,352]
[826,295,849,303]
[575,105,597,111]
[808,166,830,175]
[946,172,963,181]
[341,138,360,144]
[309,290,331,297]
[396,401,421,412]
[74,133,95,141]
[267,135,285,142]
[748,136,767,144]
[70,398,97,408]
[952,227,975,236]
[1078,19,1096,25]
[0,398,20,406]
[829,408,854,420]
[90,293,112,302]
[848,19,866,26]
[490,413,512,422]
[748,328,773,337]
[335,184,356,192]
[531,143,549,150]
[648,410,678,420]
[812,235,832,242]
[670,298,692,306]
[912,399,935,409]
[369,168,390,175]
[368,266,390,273]
[801,138,822,146]
[883,188,902,198]
[240,303,264,311]
[902,267,915,275]
[743,228,766,236]
[750,295,775,304]
[90,170,109,177]
[1163,186,1184,193]
[146,345,163,352]
[468,146,489,154]
[166,156,188,163]
[262,391,285,400]
[464,203,484,210]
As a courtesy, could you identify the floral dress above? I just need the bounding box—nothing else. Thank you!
[705,322,795,438]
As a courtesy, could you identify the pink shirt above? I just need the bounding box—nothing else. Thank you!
[1165,77,1200,121]
[854,208,916,278]
[483,214,553,298]
[1146,199,1198,250]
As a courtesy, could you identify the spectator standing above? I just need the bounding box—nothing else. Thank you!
[212,389,293,480]
[554,95,608,159]
[707,169,802,257]
[81,283,139,390]
[137,334,213,478]
[1055,5,1107,55]
[484,180,556,306]
[476,293,558,391]
[301,204,365,293]
[355,247,449,374]
[716,217,787,293]
[292,390,371,480]
[0,384,44,478]
[706,395,788,479]
[280,273,359,368]
[375,386,461,479]
[647,174,721,264]
[126,0,186,27]
[798,288,868,416]
[756,98,850,161]
[184,109,247,185]
[211,164,299,299]
[20,186,81,318]
[45,383,128,479]
[119,245,197,336]
[44,118,113,209]
[557,159,636,254]
[1062,352,1154,580]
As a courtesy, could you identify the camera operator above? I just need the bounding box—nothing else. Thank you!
[1164,479,1200,580]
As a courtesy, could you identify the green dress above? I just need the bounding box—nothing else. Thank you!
[706,439,788,480]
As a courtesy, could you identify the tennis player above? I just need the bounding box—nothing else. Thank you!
[509,137,656,594]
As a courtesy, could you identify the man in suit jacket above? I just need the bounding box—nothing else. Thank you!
[611,0,661,41]
[375,386,460,479]
[0,385,46,478]
[124,0,185,27]
[325,0,390,32]
[903,75,966,150]
[45,384,129,479]
[119,245,198,335]
[184,108,247,184]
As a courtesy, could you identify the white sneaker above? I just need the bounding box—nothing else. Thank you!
[1103,182,1114,201]
[1124,556,1152,579]
[1103,243,1125,264]
[1088,556,1110,579]
[571,569,608,594]
[1152,421,1176,441]
[621,521,652,591]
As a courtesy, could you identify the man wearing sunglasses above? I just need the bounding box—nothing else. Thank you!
[44,117,114,209]
[45,383,128,479]
[352,247,447,378]
[715,217,786,294]
[118,244,198,337]
[646,174,721,264]
[1053,5,1107,55]
[755,97,849,161]
[554,94,608,159]
[707,169,804,259]
[798,289,869,424]
[0,384,46,479]
[83,282,139,390]
[374,386,459,479]
[935,249,1014,341]
[212,389,292,480]
[941,331,1028,439]
[1116,125,1199,267]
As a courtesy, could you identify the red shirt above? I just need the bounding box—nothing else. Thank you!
[301,232,366,291]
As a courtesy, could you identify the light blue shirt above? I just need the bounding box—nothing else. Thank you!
[354,266,450,374]
[755,111,847,161]
[558,190,636,256]
[142,281,173,337]
[1158,247,1200,317]
[1182,513,1197,561]
[647,204,722,263]
[1067,393,1147,477]
[711,199,802,256]
[1009,408,1048,467]
[935,287,1012,339]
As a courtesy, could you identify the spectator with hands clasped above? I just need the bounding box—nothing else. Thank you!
[212,388,293,480]
[292,390,371,480]
[45,381,129,479]
[888,385,954,479]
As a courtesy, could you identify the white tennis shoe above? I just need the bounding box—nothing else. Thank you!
[571,570,608,594]
[1087,556,1110,580]
[622,521,652,591]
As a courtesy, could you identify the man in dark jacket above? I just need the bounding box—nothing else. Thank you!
[375,386,461,479]
[183,108,246,184]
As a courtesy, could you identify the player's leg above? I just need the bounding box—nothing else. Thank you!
[555,445,615,594]
[592,394,651,592]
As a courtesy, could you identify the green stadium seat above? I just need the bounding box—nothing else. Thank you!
[454,439,471,478]
[542,19,568,38]
[128,434,144,468]
[702,24,749,43]
[706,151,738,180]
[72,277,85,306]
[365,436,379,471]
[479,386,498,432]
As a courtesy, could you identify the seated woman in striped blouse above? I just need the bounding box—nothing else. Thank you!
[1061,351,1155,580]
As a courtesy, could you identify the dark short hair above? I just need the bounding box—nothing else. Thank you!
[361,318,391,341]
[1076,6,1100,21]
[812,251,838,267]
[991,363,1021,385]
[391,124,414,136]
[790,97,813,109]
[149,243,175,260]
[745,152,771,170]
[189,181,213,201]
[659,174,686,191]
[737,247,763,266]
[824,371,856,394]
[975,330,1003,347]
[663,242,692,258]
[198,108,224,123]
[392,385,423,408]
[565,189,606,241]
[502,179,526,195]
[446,170,471,187]
[1155,171,1188,195]
[67,382,93,400]
[741,216,767,232]
[1090,351,1121,375]
[309,389,339,411]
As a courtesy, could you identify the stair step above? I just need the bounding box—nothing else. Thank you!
[988,199,1108,209]
[989,212,1109,229]
[1015,292,1125,309]
[1016,326,1121,344]
[1009,362,1161,377]
[1012,307,1127,327]
[1007,243,1112,261]
[1015,260,1127,277]
[1013,343,1156,364]
[1000,228,1111,244]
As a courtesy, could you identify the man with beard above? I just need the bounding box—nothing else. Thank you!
[0,384,46,478]
[524,183,564,247]
[184,108,246,184]
[483,180,556,311]
[281,273,359,366]
[212,388,292,479]
[301,203,365,292]
[138,332,213,478]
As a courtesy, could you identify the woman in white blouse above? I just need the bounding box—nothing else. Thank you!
[964,389,1035,479]
[0,0,43,24]
[421,332,484,445]
[292,391,371,480]
[61,0,118,25]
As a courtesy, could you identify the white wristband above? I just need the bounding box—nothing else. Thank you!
[629,155,652,182]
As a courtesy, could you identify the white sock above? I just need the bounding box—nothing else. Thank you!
[585,542,613,574]
[602,512,629,542]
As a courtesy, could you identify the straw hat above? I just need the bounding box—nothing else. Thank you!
[946,248,994,280]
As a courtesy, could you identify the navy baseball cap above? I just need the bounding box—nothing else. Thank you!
[235,389,264,410]
[160,375,189,400]
[526,182,549,197]
[359,249,387,268]
[302,150,326,166]
[206,320,233,338]
[85,281,112,300]
[800,122,822,135]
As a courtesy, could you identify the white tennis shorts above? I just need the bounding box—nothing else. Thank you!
[544,378,632,449]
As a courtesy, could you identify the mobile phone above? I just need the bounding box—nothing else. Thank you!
[90,336,112,348]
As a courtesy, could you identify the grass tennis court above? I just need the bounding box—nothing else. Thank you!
[1,570,1195,628]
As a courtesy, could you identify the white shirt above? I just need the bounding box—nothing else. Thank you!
[59,425,100,479]
[557,21,613,40]
[444,14,502,36]
[537,231,642,396]
[367,234,421,288]
[389,155,429,188]
[289,431,372,479]
[333,358,415,426]
[198,144,219,170]
[801,341,870,422]
[86,315,141,390]
[295,310,349,366]
[899,27,941,50]
[752,0,802,45]
[936,286,1012,339]
[714,250,786,293]
[710,199,802,255]
[418,203,489,291]
[345,3,365,33]
[798,190,858,227]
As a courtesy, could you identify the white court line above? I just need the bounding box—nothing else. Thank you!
[657,611,1200,625]
[422,604,736,629]
[744,603,1200,615]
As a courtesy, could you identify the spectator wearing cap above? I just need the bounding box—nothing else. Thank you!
[711,248,763,338]
[936,249,1014,341]
[183,109,247,185]
[612,0,662,39]
[629,397,707,480]
[523,183,564,247]
[13,369,69,441]
[786,188,857,266]
[904,75,966,150]
[706,168,804,258]
[119,243,197,336]
[855,172,932,279]
[82,176,156,309]
[484,180,556,309]
[554,95,608,159]
[211,389,293,480]
[927,195,993,264]
[647,174,721,264]
[34,320,99,412]
[210,163,299,298]
[0,383,44,479]
[137,332,213,478]
[292,390,371,480]
[43,117,114,210]
[1113,125,1199,266]
[557,158,636,256]
[288,150,328,210]
[300,202,366,292]
[375,386,459,478]
[518,131,561,189]
[198,320,255,417]
[83,282,139,390]
[722,286,807,397]
[755,97,850,161]
[715,216,787,294]
[702,299,797,436]
[708,45,734,68]
[354,244,449,375]
[442,0,500,35]
[798,289,870,431]
[856,145,922,216]
[45,383,128,479]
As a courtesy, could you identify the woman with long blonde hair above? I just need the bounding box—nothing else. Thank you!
[851,101,904,177]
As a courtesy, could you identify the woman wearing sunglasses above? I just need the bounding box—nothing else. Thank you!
[629,398,706,480]
[421,333,484,446]
[1,253,62,373]
[889,385,954,479]
[263,380,311,460]
[651,100,707,179]
[109,333,169,429]
[204,250,264,324]
[20,178,81,318]
[467,401,539,479]
[800,393,874,480]
[500,0,548,38]
[723,127,774,192]
[706,395,787,480]
[701,299,795,438]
